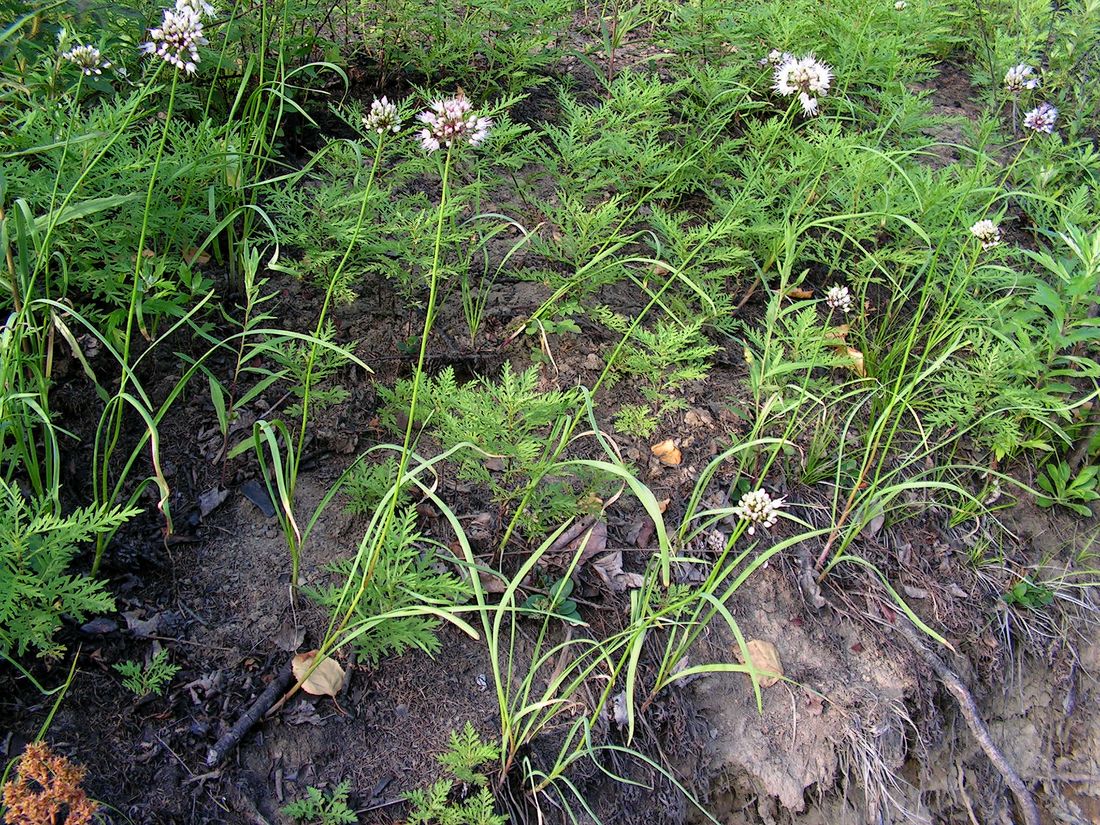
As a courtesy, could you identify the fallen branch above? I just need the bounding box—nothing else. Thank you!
[206,660,293,767]
[896,621,1040,825]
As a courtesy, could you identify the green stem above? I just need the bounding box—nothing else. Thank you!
[294,138,387,483]
[91,70,179,576]
[328,146,454,647]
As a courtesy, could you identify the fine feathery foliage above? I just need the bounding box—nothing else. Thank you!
[0,480,136,658]
[594,310,720,397]
[113,648,181,697]
[405,723,506,825]
[308,507,468,664]
[438,722,501,787]
[281,781,357,825]
[378,363,598,537]
[1,742,99,825]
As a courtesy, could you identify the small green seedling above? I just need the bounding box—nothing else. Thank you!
[1036,461,1099,516]
[113,648,181,697]
[613,402,659,438]
[521,577,582,624]
[1003,579,1055,610]
[405,723,506,825]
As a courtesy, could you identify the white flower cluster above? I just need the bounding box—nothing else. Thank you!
[826,284,853,313]
[732,489,787,535]
[363,96,402,134]
[1003,63,1039,94]
[141,4,209,74]
[760,48,794,67]
[416,95,492,152]
[62,45,111,76]
[969,219,1001,249]
[175,0,216,15]
[1023,102,1058,134]
[894,1,907,9]
[773,53,833,117]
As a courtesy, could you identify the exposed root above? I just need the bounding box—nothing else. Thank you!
[895,620,1041,825]
[836,695,925,824]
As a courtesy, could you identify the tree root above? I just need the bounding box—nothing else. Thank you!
[206,661,293,767]
[896,620,1040,825]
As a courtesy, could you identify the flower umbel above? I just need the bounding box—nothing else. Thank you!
[1023,102,1058,133]
[416,95,492,152]
[732,489,787,535]
[773,54,833,116]
[760,48,794,67]
[969,219,1001,249]
[62,45,111,75]
[175,0,216,17]
[894,1,907,9]
[363,96,401,134]
[826,284,853,313]
[1003,63,1039,94]
[140,7,208,74]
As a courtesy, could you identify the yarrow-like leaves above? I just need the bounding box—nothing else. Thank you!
[61,45,111,75]
[1023,102,1058,133]
[363,96,402,134]
[969,219,1001,249]
[416,95,492,152]
[773,54,833,116]
[732,489,786,535]
[140,6,208,74]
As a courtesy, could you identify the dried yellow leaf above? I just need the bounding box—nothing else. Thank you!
[846,347,866,377]
[291,650,345,697]
[650,439,682,466]
[738,639,784,688]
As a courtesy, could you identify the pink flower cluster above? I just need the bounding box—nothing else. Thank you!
[416,96,492,153]
[1023,102,1058,134]
[140,6,208,74]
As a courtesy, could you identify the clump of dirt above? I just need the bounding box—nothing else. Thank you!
[684,564,921,825]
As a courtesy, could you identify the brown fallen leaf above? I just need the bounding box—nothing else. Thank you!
[183,247,211,266]
[591,551,646,593]
[803,689,825,716]
[845,346,867,377]
[291,651,344,697]
[737,639,784,688]
[478,569,508,594]
[284,699,324,726]
[273,617,305,653]
[650,439,681,466]
[684,408,714,428]
[625,514,656,548]
[545,517,607,566]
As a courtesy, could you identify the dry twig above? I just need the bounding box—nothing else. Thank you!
[206,661,293,767]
